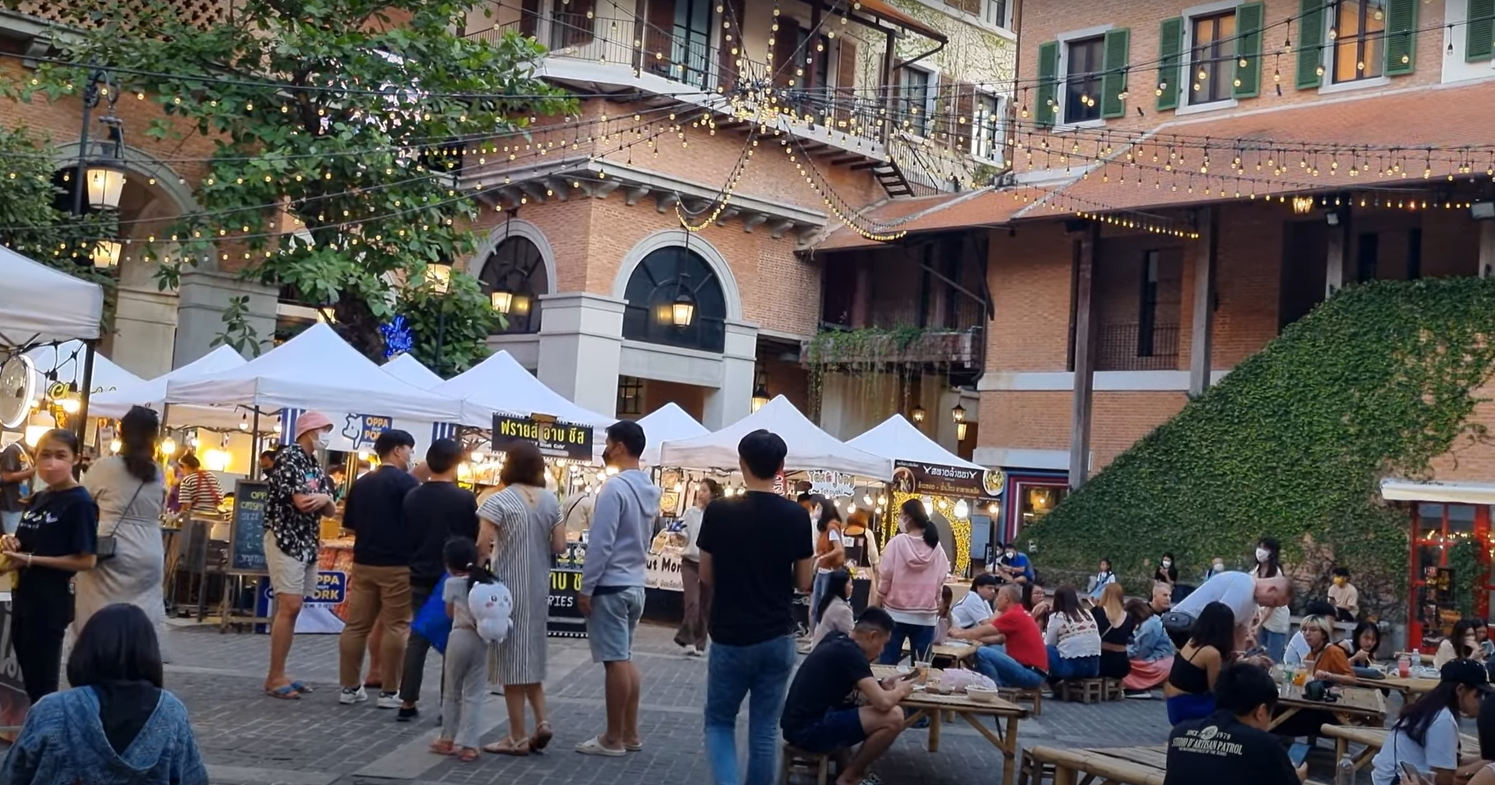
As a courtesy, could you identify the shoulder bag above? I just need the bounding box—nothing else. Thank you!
[96,479,148,563]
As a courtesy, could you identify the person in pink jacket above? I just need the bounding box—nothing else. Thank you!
[874,499,951,665]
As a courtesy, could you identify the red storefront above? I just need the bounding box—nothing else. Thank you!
[1386,480,1495,652]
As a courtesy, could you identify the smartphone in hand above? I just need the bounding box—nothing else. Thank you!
[1287,743,1311,767]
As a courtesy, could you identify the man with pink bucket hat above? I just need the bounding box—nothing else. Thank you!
[263,411,338,699]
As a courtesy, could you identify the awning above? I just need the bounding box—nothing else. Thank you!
[1380,478,1495,506]
[832,0,947,43]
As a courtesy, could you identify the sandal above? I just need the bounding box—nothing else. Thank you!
[483,736,530,756]
[457,747,480,763]
[574,736,627,757]
[429,739,454,756]
[264,685,301,700]
[624,740,643,752]
[531,721,553,751]
[289,681,314,694]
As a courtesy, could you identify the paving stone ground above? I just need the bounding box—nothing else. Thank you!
[30,622,1412,784]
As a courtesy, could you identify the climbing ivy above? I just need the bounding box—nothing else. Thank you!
[1025,277,1495,618]
[804,325,940,421]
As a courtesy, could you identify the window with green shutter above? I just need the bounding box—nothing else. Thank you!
[1383,0,1418,75]
[1036,40,1059,127]
[1100,28,1130,118]
[1233,2,1264,97]
[1470,0,1495,62]
[1157,17,1184,111]
[1295,0,1325,89]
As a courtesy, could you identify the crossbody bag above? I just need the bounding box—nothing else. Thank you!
[96,479,148,562]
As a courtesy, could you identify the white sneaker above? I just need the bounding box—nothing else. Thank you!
[339,686,368,705]
[683,645,700,657]
[377,692,402,709]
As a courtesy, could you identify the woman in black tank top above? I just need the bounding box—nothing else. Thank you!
[1163,602,1237,725]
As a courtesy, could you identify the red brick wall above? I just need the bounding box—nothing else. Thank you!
[981,390,1071,451]
[1091,391,1188,471]
[986,221,1075,371]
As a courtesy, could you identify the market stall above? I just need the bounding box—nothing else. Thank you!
[431,350,615,430]
[90,345,249,430]
[381,353,444,390]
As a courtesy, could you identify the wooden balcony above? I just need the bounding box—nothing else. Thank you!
[802,326,984,370]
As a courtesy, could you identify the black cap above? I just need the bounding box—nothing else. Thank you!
[1440,658,1495,693]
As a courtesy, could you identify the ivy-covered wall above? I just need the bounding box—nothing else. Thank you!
[1023,277,1495,617]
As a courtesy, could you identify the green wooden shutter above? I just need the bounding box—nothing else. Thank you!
[1036,40,1059,127]
[1233,2,1264,98]
[1470,0,1495,61]
[1157,17,1183,111]
[1384,0,1418,75]
[1100,28,1130,118]
[1295,0,1325,89]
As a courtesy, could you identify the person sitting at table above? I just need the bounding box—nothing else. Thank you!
[1123,588,1175,697]
[1164,602,1236,725]
[1283,600,1337,667]
[1435,619,1484,670]
[949,584,1047,690]
[1271,614,1356,738]
[950,574,998,630]
[1370,659,1492,785]
[1163,663,1307,785]
[809,568,855,650]
[1023,583,1050,627]
[780,608,912,785]
[1044,586,1101,685]
[1328,566,1359,622]
[1337,620,1383,675]
[1092,583,1133,681]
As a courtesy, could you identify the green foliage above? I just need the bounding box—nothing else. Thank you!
[1025,277,1495,616]
[395,273,506,378]
[804,325,942,419]
[17,0,572,362]
[1447,539,1484,620]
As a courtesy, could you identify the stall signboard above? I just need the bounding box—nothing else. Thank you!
[645,548,684,592]
[342,414,393,450]
[227,480,270,574]
[892,461,1003,498]
[548,568,587,638]
[492,414,594,460]
[255,570,349,634]
[0,601,28,738]
[804,470,856,498]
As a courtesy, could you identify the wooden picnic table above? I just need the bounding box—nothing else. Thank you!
[1026,745,1333,785]
[1320,725,1481,772]
[1352,674,1439,696]
[1267,682,1386,733]
[899,640,979,665]
[871,664,1028,784]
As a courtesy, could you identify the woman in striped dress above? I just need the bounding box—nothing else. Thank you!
[476,442,564,756]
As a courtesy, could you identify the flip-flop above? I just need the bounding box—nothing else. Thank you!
[290,681,314,694]
[457,747,480,763]
[625,742,643,752]
[264,685,301,700]
[429,739,454,756]
[574,736,627,757]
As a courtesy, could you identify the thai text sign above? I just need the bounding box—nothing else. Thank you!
[893,460,1003,498]
[492,414,594,460]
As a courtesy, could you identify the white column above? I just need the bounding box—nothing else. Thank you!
[536,292,626,419]
[1325,219,1347,298]
[702,319,758,430]
[173,270,278,367]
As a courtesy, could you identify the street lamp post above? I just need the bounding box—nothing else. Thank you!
[426,262,453,370]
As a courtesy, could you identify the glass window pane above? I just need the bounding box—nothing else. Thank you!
[1449,504,1477,536]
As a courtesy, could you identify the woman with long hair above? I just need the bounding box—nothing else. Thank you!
[1251,536,1290,663]
[75,406,167,641]
[1338,620,1382,670]
[807,494,846,628]
[0,603,206,784]
[1092,582,1134,680]
[1435,618,1483,669]
[1122,589,1175,694]
[1043,586,1101,684]
[874,499,950,664]
[1370,659,1490,785]
[1163,601,1236,725]
[809,568,854,649]
[1272,614,1356,737]
[675,478,723,656]
[476,442,564,756]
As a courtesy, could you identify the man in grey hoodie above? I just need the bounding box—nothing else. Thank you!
[576,420,660,757]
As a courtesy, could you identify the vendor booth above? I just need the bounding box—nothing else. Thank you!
[90,345,249,429]
[381,353,444,390]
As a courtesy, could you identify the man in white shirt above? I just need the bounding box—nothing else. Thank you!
[951,574,998,630]
[1164,571,1290,651]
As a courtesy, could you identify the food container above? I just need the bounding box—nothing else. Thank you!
[965,686,998,704]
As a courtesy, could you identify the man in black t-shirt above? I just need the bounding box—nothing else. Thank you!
[1165,664,1307,785]
[781,608,912,785]
[397,438,477,721]
[698,429,814,785]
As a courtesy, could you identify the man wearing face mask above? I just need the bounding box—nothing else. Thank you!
[337,429,420,708]
[263,411,339,700]
[995,543,1033,585]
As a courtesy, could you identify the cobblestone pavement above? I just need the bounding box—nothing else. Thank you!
[61,623,1402,784]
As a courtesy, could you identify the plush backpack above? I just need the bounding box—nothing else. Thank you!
[468,579,514,644]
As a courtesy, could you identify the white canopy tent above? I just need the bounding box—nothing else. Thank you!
[0,246,104,349]
[92,345,248,422]
[847,414,985,471]
[165,323,463,424]
[382,354,444,390]
[659,395,893,479]
[431,350,615,429]
[26,341,144,397]
[631,403,709,465]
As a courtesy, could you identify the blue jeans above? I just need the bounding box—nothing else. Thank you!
[705,635,796,785]
[877,622,936,665]
[0,510,18,535]
[1045,648,1100,683]
[809,572,833,627]
[973,645,1045,689]
[1261,629,1288,664]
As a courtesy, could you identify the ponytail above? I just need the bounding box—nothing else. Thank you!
[899,498,940,549]
[119,406,161,483]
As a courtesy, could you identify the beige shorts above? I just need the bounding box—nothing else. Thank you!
[263,532,319,599]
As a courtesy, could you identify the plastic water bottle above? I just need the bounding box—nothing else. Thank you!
[1334,754,1355,785]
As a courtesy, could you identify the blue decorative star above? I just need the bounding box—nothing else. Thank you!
[381,315,415,359]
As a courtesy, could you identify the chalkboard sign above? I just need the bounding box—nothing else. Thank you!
[547,567,587,638]
[227,480,270,574]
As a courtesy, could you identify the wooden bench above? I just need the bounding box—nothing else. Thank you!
[1320,725,1480,772]
[778,743,845,785]
[997,686,1043,716]
[1054,678,1123,703]
[1023,745,1333,785]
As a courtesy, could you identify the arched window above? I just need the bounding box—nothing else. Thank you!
[621,245,726,352]
[479,236,548,334]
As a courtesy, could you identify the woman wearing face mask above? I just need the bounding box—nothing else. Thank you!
[1154,553,1178,586]
[1251,537,1290,663]
[874,500,950,664]
[806,495,845,628]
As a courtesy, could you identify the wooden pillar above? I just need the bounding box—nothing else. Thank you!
[881,31,897,142]
[1189,208,1217,398]
[850,261,872,327]
[1068,225,1099,490]
[1325,210,1349,298]
[807,0,822,90]
[1479,220,1495,277]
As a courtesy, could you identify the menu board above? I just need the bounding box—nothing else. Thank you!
[228,480,270,574]
[548,567,587,638]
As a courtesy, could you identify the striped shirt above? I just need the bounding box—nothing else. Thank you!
[177,470,223,514]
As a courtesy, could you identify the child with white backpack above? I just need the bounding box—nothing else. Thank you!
[430,538,511,762]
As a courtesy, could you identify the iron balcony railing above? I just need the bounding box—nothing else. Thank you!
[1095,322,1180,371]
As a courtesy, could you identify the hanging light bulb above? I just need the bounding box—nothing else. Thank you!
[239,413,249,431]
[953,499,969,519]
